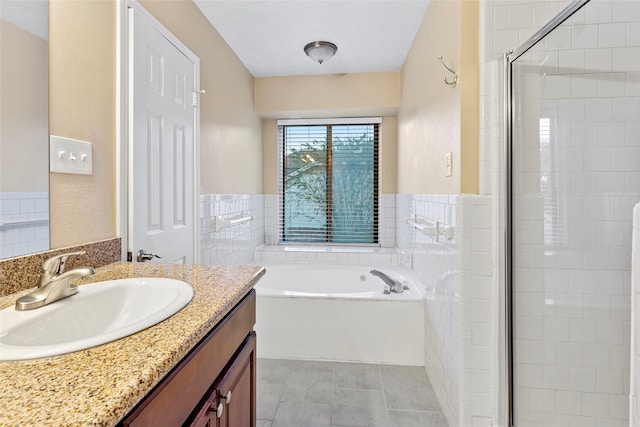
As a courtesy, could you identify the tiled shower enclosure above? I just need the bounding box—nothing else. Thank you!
[509,0,640,425]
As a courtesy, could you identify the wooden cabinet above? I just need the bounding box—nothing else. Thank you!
[120,290,256,427]
[190,332,256,427]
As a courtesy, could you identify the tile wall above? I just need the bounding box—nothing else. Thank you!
[480,1,577,426]
[479,0,570,196]
[480,0,639,426]
[511,1,637,426]
[255,244,399,265]
[0,192,49,259]
[200,192,394,266]
[632,203,640,426]
[199,194,264,265]
[457,196,497,427]
[396,194,461,427]
[396,193,496,427]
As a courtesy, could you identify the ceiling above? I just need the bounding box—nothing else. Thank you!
[0,0,48,40]
[193,1,431,78]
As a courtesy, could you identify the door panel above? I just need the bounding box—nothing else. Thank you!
[215,333,256,427]
[129,7,195,264]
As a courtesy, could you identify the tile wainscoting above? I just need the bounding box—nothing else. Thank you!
[199,194,265,265]
[397,194,497,427]
[199,192,499,427]
[633,203,640,426]
[0,192,49,258]
[255,244,399,266]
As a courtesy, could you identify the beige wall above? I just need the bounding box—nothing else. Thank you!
[262,119,278,194]
[398,0,460,195]
[397,0,479,195]
[48,0,261,249]
[460,0,480,194]
[380,116,398,194]
[49,0,116,248]
[141,0,262,195]
[262,116,397,195]
[255,72,401,118]
[45,0,478,249]
[0,20,49,192]
[259,72,400,195]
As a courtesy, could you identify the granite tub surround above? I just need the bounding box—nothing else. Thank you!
[0,237,122,296]
[0,261,265,426]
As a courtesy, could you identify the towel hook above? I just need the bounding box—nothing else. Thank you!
[438,56,458,87]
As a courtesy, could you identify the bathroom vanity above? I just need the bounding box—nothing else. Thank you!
[0,262,265,426]
[122,289,257,426]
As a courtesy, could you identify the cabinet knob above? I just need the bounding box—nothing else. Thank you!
[216,402,224,418]
[222,390,232,404]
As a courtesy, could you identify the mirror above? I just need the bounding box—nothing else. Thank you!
[0,1,49,259]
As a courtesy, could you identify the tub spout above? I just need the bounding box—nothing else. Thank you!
[370,269,405,294]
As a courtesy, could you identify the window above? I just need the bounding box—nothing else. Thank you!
[278,118,380,244]
[539,117,567,249]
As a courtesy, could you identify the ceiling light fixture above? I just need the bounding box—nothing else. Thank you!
[304,41,337,65]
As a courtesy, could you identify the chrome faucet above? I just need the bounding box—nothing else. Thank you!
[15,251,96,311]
[370,269,407,294]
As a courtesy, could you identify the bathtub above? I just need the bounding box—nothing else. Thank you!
[254,264,425,365]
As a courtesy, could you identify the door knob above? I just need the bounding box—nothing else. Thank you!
[136,249,162,262]
[216,402,224,418]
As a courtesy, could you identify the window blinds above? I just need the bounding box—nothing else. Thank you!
[277,120,380,244]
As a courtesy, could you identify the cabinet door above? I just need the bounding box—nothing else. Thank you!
[122,291,256,427]
[189,391,216,427]
[214,332,256,427]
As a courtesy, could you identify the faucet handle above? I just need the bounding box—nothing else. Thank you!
[42,251,87,275]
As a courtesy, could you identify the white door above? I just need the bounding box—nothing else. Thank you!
[129,7,197,264]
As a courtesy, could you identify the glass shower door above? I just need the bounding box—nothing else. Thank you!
[509,0,640,425]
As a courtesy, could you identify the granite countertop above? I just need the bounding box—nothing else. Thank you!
[0,262,265,426]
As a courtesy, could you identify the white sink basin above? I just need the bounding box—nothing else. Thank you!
[0,277,194,361]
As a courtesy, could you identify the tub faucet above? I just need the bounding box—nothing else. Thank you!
[370,269,405,294]
[15,251,96,311]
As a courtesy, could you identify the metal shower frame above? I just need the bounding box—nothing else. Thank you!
[503,1,591,425]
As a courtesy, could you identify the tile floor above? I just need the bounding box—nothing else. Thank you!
[257,358,449,427]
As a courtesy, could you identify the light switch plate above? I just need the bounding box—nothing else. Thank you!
[50,135,93,175]
[445,152,453,177]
